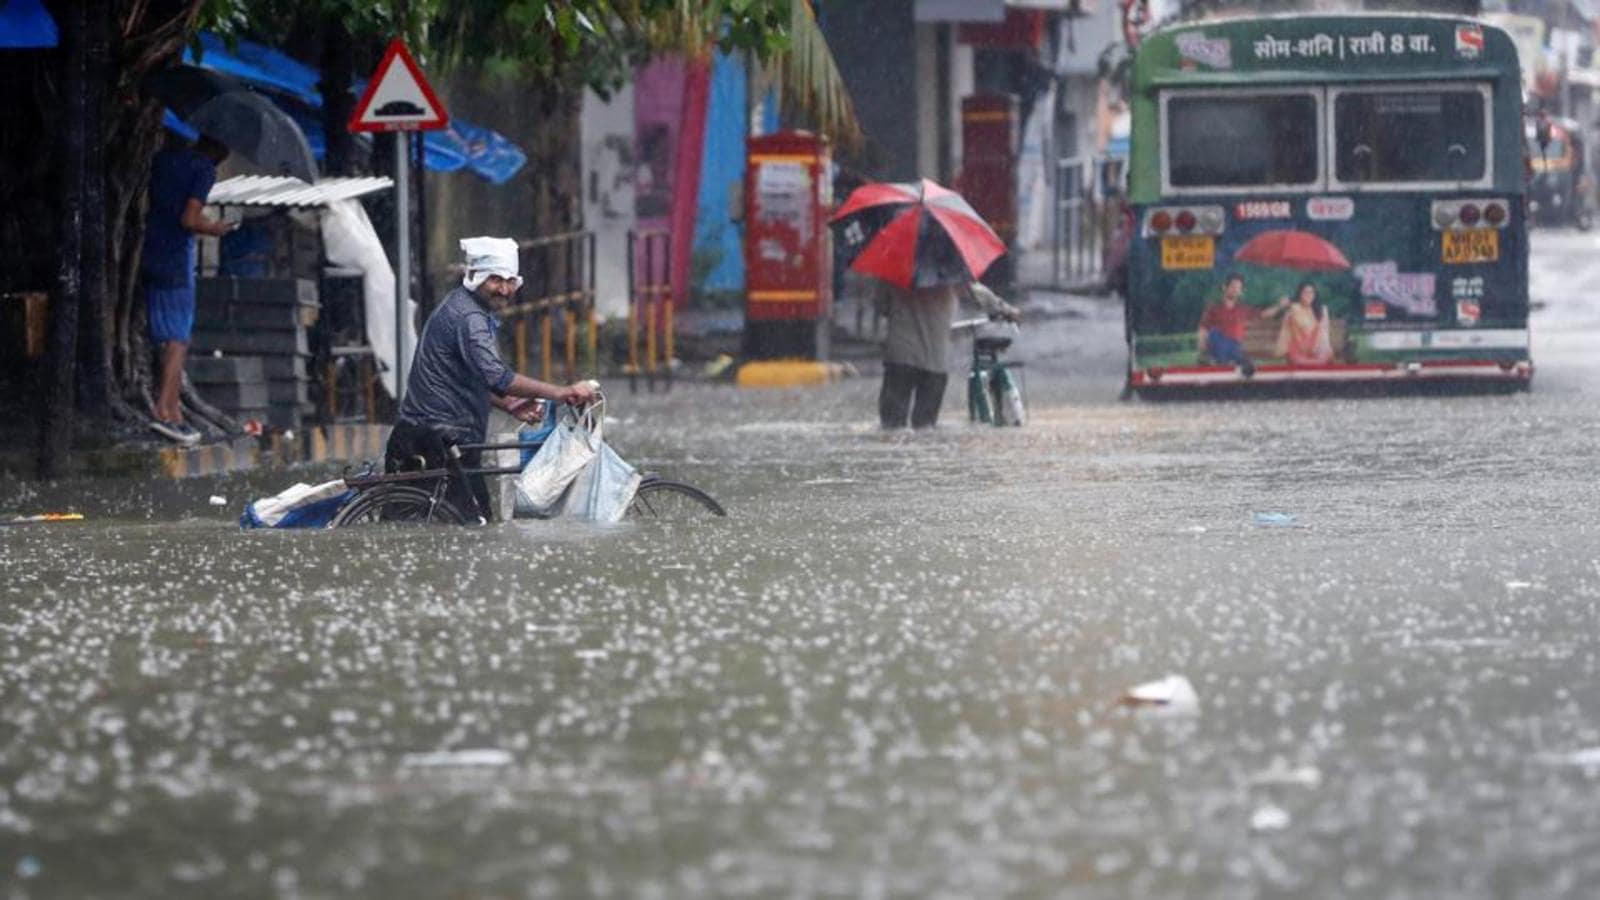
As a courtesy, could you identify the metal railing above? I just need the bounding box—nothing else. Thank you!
[1051,155,1127,289]
[626,229,673,393]
[498,230,598,383]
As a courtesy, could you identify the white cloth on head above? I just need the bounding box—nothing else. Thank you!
[461,236,522,290]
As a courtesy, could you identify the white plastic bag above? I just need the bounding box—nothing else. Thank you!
[561,437,641,523]
[514,405,599,516]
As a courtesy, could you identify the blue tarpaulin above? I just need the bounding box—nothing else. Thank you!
[180,32,525,184]
[0,0,57,49]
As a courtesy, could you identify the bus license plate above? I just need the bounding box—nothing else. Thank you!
[1161,235,1215,270]
[1442,228,1499,264]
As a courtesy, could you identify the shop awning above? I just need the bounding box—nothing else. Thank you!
[208,175,394,207]
[183,33,526,184]
[0,0,58,49]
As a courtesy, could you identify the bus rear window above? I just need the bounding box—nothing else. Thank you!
[1166,94,1319,188]
[1335,90,1486,184]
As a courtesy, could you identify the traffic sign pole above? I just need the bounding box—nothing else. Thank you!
[347,37,448,410]
[395,133,410,406]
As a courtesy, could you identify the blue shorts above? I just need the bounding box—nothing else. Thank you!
[147,283,195,345]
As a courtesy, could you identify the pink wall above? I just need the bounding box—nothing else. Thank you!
[633,57,710,312]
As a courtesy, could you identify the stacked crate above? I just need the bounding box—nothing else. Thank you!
[191,276,318,430]
[185,354,268,425]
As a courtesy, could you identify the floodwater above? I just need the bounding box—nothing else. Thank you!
[6,273,1600,897]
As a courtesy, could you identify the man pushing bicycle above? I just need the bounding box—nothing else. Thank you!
[385,236,598,521]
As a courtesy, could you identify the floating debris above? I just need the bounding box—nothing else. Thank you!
[1,513,84,527]
[1249,805,1291,832]
[399,749,513,768]
[1119,674,1200,715]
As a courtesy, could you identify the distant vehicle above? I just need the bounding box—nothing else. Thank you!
[1526,114,1593,230]
[1121,14,1531,394]
[374,99,425,117]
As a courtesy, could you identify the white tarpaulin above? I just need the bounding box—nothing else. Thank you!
[320,198,415,397]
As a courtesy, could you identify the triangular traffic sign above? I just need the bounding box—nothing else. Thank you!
[349,38,449,132]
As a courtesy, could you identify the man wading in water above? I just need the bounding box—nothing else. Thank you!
[385,236,597,521]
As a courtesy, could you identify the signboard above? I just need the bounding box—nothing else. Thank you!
[349,39,449,133]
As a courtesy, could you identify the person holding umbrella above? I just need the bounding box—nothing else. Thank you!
[831,179,1019,429]
[872,279,1018,429]
[142,133,235,444]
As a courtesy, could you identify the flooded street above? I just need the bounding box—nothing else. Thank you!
[6,234,1600,897]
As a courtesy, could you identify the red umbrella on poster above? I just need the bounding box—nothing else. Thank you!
[1233,230,1351,271]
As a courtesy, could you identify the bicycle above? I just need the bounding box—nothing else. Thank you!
[327,389,725,527]
[952,316,1026,427]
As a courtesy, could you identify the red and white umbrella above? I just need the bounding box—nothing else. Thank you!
[829,179,1006,289]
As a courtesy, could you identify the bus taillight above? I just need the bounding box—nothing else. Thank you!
[1143,206,1224,238]
[1431,199,1511,231]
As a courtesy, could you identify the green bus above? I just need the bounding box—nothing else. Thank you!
[1123,14,1531,392]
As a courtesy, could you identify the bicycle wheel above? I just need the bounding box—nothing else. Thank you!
[626,478,727,519]
[328,484,469,527]
[995,366,1026,426]
[968,369,994,424]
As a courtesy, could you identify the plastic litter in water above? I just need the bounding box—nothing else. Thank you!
[1119,674,1200,715]
[2,512,84,526]
[208,495,227,507]
[1253,512,1299,528]
[16,856,41,879]
[399,749,513,768]
[1543,747,1600,769]
[1249,761,1323,789]
[1249,805,1291,832]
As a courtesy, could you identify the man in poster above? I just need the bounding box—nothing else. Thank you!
[1196,273,1288,375]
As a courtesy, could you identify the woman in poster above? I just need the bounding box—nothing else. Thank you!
[1272,281,1334,365]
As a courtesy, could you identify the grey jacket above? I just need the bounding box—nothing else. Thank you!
[880,281,1016,372]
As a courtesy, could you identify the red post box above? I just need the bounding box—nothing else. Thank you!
[743,131,833,360]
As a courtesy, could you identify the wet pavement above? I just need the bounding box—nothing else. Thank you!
[5,233,1600,897]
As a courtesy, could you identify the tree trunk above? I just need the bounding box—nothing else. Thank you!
[526,83,584,240]
[37,0,86,479]
[77,0,113,421]
[320,17,356,176]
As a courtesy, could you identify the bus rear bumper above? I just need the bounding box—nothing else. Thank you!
[1130,359,1534,388]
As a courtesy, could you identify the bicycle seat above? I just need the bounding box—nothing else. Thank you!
[391,424,462,472]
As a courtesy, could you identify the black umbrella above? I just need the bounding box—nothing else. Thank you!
[144,65,318,183]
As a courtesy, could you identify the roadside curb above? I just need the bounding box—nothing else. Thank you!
[76,424,396,480]
[735,360,859,389]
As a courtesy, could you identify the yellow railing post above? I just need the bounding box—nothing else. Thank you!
[645,295,658,378]
[587,307,598,375]
[564,308,578,380]
[540,312,553,382]
[514,318,528,373]
[663,298,675,374]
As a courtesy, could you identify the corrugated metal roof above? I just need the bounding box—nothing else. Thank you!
[207,175,393,207]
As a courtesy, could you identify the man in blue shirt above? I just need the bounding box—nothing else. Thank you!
[142,134,234,444]
[385,236,597,521]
